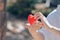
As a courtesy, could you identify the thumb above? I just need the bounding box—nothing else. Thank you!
[25,23,31,29]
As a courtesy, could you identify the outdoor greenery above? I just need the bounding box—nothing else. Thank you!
[7,0,36,19]
[7,0,55,19]
[41,8,55,17]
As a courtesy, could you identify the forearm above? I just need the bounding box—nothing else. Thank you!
[29,29,44,40]
[26,23,44,40]
[45,26,60,36]
[33,32,44,40]
[42,17,60,35]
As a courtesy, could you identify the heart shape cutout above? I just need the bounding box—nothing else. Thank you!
[28,14,37,25]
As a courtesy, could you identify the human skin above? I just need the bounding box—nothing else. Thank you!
[35,12,60,36]
[25,21,44,40]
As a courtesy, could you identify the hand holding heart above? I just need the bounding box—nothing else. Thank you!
[34,12,50,30]
[25,14,43,32]
[28,14,43,26]
[28,14,37,25]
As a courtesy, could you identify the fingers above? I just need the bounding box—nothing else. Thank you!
[34,12,44,21]
[33,21,42,28]
[34,12,46,28]
[25,23,36,32]
[25,23,33,29]
[34,12,41,18]
[25,23,31,29]
[25,22,43,33]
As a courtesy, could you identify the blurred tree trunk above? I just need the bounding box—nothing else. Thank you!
[0,0,7,40]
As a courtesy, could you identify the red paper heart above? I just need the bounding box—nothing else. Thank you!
[28,14,37,25]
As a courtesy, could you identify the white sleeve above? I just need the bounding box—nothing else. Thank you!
[47,9,60,31]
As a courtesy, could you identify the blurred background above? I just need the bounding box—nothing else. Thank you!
[0,0,60,40]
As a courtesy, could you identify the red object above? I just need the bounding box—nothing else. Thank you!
[28,14,37,25]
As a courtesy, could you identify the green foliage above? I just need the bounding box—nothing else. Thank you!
[7,0,55,19]
[40,8,54,17]
[7,0,35,19]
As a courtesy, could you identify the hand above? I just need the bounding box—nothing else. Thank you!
[34,12,49,30]
[25,21,43,32]
[25,22,44,40]
[34,12,44,19]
